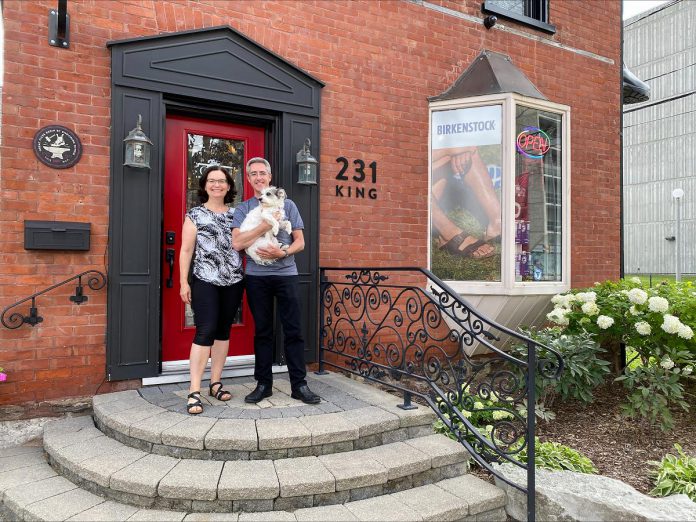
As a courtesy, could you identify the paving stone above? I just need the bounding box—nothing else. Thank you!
[316,402,343,414]
[473,507,507,521]
[158,460,223,501]
[161,416,217,449]
[383,475,413,494]
[295,504,359,521]
[43,422,104,452]
[338,406,400,437]
[218,408,244,419]
[405,434,469,468]
[237,409,263,420]
[110,454,179,497]
[128,509,187,521]
[362,441,430,480]
[273,494,313,511]
[437,475,506,515]
[312,441,353,456]
[66,500,139,521]
[344,494,422,521]
[287,446,313,458]
[100,404,166,434]
[205,419,258,451]
[298,413,359,445]
[74,445,146,487]
[218,460,279,500]
[184,513,240,521]
[256,409,283,419]
[0,445,43,458]
[348,484,384,502]
[0,462,57,493]
[200,406,228,418]
[93,396,150,418]
[318,451,388,490]
[130,411,189,444]
[256,418,311,450]
[392,483,469,521]
[21,487,104,521]
[279,407,304,418]
[50,435,124,470]
[3,475,77,516]
[274,456,335,497]
[92,390,141,406]
[232,499,274,513]
[0,449,48,473]
[312,489,350,507]
[238,511,297,521]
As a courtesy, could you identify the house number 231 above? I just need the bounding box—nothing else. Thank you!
[335,157,377,199]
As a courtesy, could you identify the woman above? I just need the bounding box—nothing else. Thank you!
[179,165,244,414]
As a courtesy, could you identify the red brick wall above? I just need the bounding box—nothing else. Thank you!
[0,0,621,410]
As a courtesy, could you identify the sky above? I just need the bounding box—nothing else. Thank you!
[623,0,670,19]
[0,1,674,87]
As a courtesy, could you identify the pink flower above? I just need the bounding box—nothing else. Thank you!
[0,373,7,382]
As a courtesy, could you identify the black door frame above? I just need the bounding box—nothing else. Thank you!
[106,26,323,380]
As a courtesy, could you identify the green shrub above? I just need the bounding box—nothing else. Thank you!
[545,278,696,431]
[514,329,611,407]
[649,444,696,502]
[520,438,598,474]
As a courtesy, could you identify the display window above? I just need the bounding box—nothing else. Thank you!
[429,94,570,295]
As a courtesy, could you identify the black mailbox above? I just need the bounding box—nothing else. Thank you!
[24,220,91,251]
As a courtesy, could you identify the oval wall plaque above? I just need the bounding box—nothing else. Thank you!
[33,125,83,169]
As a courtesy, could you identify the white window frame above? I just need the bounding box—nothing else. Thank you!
[428,93,571,296]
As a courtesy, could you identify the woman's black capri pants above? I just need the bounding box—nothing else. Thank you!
[190,276,245,346]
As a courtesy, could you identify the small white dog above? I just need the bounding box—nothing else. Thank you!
[240,186,292,265]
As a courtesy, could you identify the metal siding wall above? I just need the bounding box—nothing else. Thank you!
[623,0,696,274]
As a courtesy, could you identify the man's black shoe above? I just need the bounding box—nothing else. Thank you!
[244,383,273,403]
[291,385,321,404]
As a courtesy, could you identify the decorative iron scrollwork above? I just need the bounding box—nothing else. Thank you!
[318,266,563,504]
[1,270,107,329]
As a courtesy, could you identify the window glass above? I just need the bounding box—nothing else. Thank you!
[430,105,503,282]
[514,106,562,282]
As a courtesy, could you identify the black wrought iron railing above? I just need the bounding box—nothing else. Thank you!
[1,270,107,329]
[317,267,563,521]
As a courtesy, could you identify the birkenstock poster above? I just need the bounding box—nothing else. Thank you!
[431,105,503,281]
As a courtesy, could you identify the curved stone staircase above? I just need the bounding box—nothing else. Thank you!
[0,372,507,521]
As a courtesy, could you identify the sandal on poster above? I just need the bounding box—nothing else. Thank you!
[209,381,232,401]
[187,391,203,415]
[439,231,496,259]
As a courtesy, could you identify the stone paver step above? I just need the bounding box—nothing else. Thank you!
[0,446,506,521]
[42,416,470,512]
[93,372,437,460]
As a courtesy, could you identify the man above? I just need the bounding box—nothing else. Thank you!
[232,157,320,404]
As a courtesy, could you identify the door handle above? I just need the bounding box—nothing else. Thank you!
[166,248,175,288]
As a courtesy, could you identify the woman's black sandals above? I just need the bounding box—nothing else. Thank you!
[187,391,203,415]
[209,381,232,401]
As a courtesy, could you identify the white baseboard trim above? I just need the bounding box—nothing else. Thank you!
[142,355,288,386]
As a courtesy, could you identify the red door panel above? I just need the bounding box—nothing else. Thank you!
[162,115,264,362]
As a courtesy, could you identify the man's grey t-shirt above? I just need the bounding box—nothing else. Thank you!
[231,197,304,276]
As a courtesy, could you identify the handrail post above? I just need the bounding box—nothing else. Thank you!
[527,340,536,522]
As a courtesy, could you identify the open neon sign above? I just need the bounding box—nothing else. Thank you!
[516,126,550,159]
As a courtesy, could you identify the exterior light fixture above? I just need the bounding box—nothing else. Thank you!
[123,114,153,169]
[296,138,318,185]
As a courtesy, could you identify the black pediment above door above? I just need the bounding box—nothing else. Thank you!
[108,26,323,116]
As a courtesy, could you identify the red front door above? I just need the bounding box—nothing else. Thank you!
[162,115,264,362]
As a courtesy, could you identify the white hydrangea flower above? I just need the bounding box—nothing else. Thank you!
[683,366,693,376]
[648,296,669,313]
[660,357,675,370]
[597,315,614,329]
[630,277,642,284]
[474,402,484,410]
[462,410,472,418]
[629,306,641,316]
[551,294,565,305]
[661,314,682,334]
[492,410,513,421]
[576,291,597,303]
[677,323,694,340]
[635,321,651,335]
[547,307,569,326]
[581,301,599,316]
[627,288,648,305]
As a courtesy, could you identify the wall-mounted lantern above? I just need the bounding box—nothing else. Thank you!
[123,114,153,169]
[296,138,318,185]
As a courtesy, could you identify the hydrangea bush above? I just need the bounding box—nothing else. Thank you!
[545,278,696,431]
